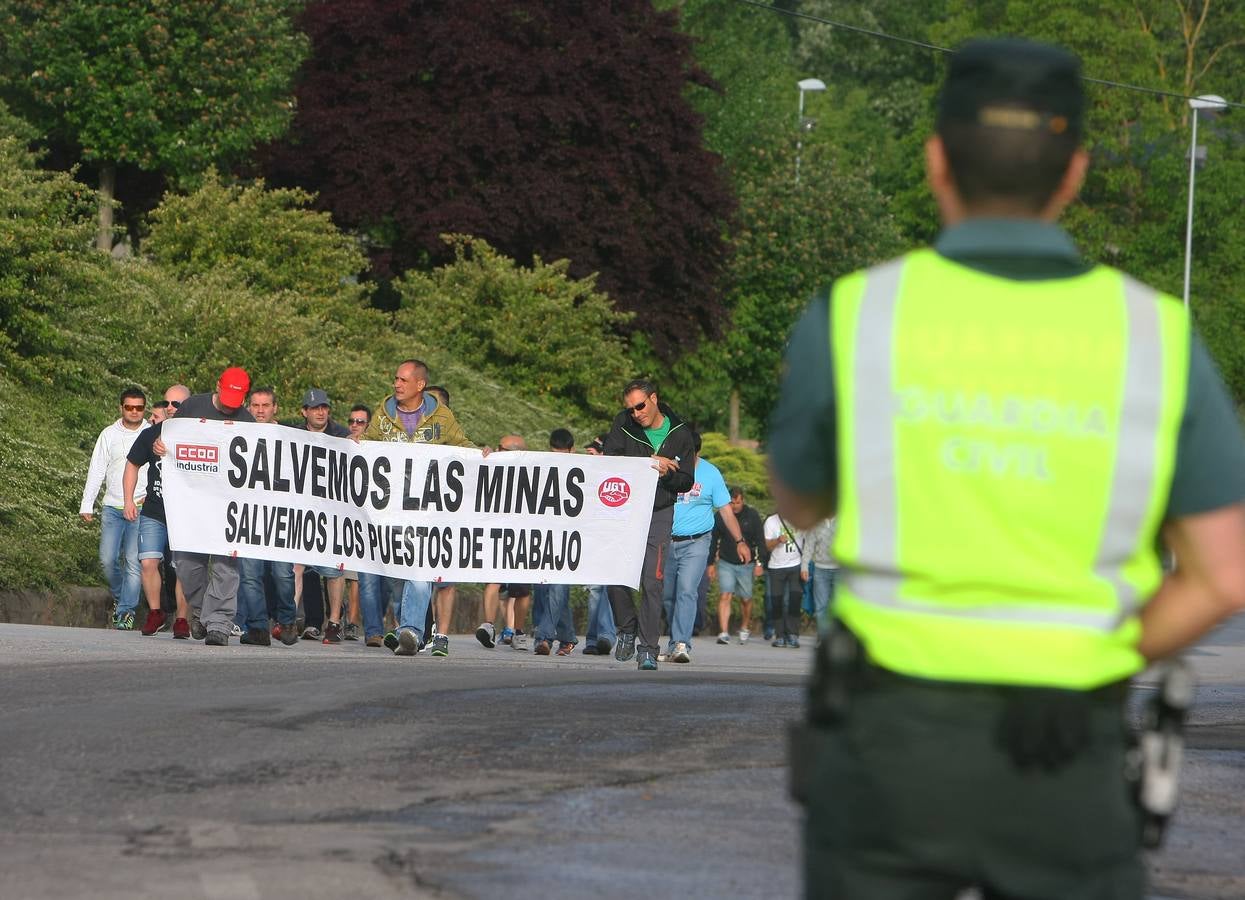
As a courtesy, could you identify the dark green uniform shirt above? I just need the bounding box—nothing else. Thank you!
[768,218,1245,518]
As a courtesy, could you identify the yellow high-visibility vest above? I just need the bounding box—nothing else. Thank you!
[831,249,1189,689]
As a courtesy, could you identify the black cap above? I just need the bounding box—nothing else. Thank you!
[937,38,1084,138]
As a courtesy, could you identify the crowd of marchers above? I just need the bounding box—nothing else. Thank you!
[80,360,835,670]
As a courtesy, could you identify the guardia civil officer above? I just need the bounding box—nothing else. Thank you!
[769,39,1245,899]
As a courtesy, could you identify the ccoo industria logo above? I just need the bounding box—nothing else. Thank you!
[174,443,219,473]
[597,477,630,508]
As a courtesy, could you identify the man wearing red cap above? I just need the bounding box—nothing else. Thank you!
[159,367,257,646]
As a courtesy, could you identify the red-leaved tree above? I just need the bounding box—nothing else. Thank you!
[266,0,734,358]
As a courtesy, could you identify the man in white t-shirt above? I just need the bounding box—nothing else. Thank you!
[80,386,150,629]
[763,513,804,648]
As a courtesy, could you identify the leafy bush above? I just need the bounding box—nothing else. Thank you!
[395,235,634,421]
[144,171,372,318]
[700,432,771,514]
[0,116,103,385]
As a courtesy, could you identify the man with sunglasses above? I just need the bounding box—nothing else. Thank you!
[80,386,151,630]
[124,384,192,638]
[602,379,697,670]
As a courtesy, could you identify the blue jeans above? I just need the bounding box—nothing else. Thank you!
[359,572,419,640]
[237,558,296,630]
[535,584,576,644]
[585,586,615,644]
[811,566,836,628]
[398,579,433,639]
[662,533,712,651]
[99,505,141,615]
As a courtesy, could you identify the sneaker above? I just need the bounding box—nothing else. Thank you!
[500,627,514,646]
[140,609,166,636]
[430,634,449,657]
[595,637,613,656]
[383,631,399,652]
[271,622,283,641]
[395,628,419,656]
[323,621,343,644]
[763,629,774,641]
[475,622,496,649]
[772,637,788,648]
[241,627,271,646]
[205,630,229,646]
[301,625,323,641]
[173,618,190,640]
[157,614,172,632]
[716,631,730,645]
[671,642,691,664]
[191,615,207,641]
[115,610,136,631]
[344,622,361,641]
[366,634,384,648]
[556,642,576,657]
[637,648,658,671]
[739,629,750,645]
[230,622,243,638]
[657,649,670,662]
[614,630,637,662]
[279,622,299,646]
[534,639,552,656]
[511,631,529,651]
[789,637,801,649]
[582,642,600,655]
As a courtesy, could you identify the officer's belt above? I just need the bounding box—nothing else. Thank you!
[863,661,1130,706]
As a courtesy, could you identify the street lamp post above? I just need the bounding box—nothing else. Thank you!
[1183,94,1227,307]
[795,78,826,184]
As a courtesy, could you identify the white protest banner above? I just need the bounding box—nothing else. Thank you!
[161,419,658,587]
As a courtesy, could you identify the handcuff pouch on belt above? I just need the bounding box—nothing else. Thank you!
[1127,658,1194,849]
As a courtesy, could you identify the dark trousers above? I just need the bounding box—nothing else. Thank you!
[608,505,673,652]
[302,571,324,629]
[160,548,178,614]
[803,676,1142,899]
[767,565,802,641]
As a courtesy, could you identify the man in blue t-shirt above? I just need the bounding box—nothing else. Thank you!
[662,432,751,663]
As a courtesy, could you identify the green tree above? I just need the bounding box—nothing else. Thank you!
[0,0,307,250]
[394,236,634,421]
[721,140,905,436]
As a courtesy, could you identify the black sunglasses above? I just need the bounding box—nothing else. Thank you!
[349,418,368,426]
[153,400,182,410]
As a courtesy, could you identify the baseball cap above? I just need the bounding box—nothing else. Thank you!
[302,388,331,408]
[937,38,1085,138]
[218,366,250,409]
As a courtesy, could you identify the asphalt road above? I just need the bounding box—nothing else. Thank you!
[1,620,1242,900]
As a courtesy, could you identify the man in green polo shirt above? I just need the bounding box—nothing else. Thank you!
[769,38,1245,899]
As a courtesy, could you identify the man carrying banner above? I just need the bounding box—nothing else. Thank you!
[124,383,191,638]
[157,366,256,646]
[360,358,481,657]
[603,379,696,671]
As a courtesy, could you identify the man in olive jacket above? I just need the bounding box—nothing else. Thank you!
[603,378,697,670]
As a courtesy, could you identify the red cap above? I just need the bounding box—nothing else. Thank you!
[218,366,250,409]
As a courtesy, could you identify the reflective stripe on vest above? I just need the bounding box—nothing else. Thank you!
[832,250,1188,688]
